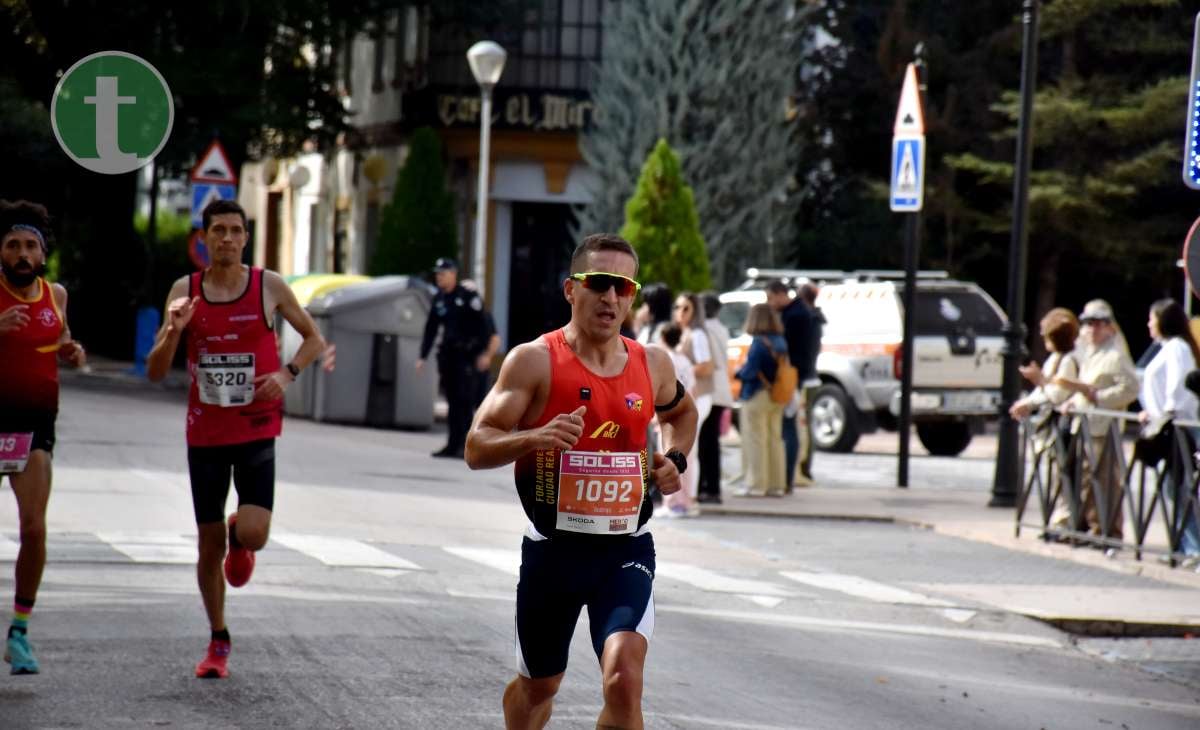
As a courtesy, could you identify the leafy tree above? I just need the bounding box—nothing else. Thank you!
[793,1,1199,358]
[579,0,804,287]
[944,0,1195,356]
[620,139,711,293]
[371,127,457,275]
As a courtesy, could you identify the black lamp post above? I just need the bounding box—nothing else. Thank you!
[991,0,1040,507]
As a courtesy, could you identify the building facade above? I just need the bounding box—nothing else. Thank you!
[240,1,609,350]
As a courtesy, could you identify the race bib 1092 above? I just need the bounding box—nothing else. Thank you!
[556,450,645,535]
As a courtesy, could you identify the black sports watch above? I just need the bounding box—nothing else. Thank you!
[285,362,301,378]
[664,448,687,475]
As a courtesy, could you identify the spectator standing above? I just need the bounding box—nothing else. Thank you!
[1052,299,1138,541]
[416,258,494,459]
[1137,299,1200,566]
[735,303,788,497]
[698,292,733,504]
[661,293,711,516]
[635,282,673,345]
[795,283,825,485]
[765,280,814,491]
[657,323,697,517]
[1010,308,1081,420]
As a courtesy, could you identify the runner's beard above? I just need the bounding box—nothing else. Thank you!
[1,260,41,288]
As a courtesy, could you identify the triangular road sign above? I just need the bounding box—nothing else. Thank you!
[893,63,925,136]
[190,140,237,184]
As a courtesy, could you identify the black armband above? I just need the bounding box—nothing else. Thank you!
[655,380,686,413]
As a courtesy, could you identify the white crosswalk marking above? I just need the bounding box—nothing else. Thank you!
[444,546,521,576]
[271,533,421,570]
[779,571,955,607]
[95,532,196,564]
[657,562,803,606]
[0,534,19,561]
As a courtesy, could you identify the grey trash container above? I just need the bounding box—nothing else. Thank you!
[305,276,437,428]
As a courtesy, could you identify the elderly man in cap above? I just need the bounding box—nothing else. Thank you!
[417,258,495,458]
[1040,299,1138,540]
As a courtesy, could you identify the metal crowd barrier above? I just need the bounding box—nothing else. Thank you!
[1014,407,1200,566]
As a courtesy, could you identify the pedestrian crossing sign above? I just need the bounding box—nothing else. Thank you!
[890,135,924,212]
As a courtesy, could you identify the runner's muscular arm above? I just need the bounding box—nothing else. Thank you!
[465,342,585,470]
[646,343,698,496]
[256,271,327,400]
[146,276,191,382]
[266,271,326,373]
[51,283,85,367]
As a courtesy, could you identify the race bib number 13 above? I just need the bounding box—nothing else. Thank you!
[556,450,644,535]
[198,353,255,407]
[0,433,33,474]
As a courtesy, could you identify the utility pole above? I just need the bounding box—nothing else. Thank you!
[991,0,1040,507]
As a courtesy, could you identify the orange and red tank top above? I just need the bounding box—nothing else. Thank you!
[0,276,63,411]
[185,267,282,447]
[514,329,655,539]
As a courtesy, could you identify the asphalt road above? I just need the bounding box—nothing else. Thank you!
[0,384,1196,729]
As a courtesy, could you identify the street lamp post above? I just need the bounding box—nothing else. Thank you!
[466,41,507,296]
[991,0,1040,507]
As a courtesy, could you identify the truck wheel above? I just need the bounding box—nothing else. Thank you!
[809,384,860,453]
[916,421,973,456]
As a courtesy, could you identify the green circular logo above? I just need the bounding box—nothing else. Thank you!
[51,51,174,175]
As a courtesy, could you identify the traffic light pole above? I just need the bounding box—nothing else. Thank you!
[991,0,1040,507]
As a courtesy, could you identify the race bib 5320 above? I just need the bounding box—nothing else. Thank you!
[197,353,255,407]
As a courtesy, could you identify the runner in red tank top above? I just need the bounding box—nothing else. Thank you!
[0,200,85,675]
[147,200,328,679]
[466,233,698,729]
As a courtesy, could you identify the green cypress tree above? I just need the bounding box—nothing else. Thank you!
[620,139,712,293]
[371,127,456,275]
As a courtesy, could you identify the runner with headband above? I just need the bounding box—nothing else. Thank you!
[466,233,698,729]
[0,200,85,675]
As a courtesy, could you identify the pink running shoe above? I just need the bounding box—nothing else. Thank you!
[223,514,256,588]
[195,639,230,678]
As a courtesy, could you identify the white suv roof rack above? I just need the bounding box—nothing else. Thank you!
[740,268,951,290]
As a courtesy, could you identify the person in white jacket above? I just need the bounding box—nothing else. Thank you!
[1138,298,1200,565]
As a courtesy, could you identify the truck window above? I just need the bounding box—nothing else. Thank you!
[912,290,1004,336]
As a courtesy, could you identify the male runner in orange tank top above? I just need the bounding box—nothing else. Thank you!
[466,233,698,730]
[147,200,327,678]
[0,200,85,675]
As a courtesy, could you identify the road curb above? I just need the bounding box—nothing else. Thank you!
[1037,617,1200,638]
[61,369,188,392]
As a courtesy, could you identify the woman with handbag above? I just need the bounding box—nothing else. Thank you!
[734,304,788,497]
[1138,299,1200,567]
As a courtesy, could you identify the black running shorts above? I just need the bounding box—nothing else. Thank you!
[187,439,276,524]
[514,532,656,679]
[0,408,57,456]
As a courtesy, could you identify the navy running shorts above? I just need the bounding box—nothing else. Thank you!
[187,438,275,524]
[514,531,656,679]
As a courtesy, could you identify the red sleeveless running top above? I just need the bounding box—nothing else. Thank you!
[185,267,282,447]
[514,329,655,539]
[0,276,63,411]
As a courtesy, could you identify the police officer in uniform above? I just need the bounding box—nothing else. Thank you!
[416,258,492,458]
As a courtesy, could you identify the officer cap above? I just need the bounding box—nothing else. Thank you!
[434,257,459,272]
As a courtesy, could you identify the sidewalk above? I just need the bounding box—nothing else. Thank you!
[703,483,1200,636]
[58,361,1200,636]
